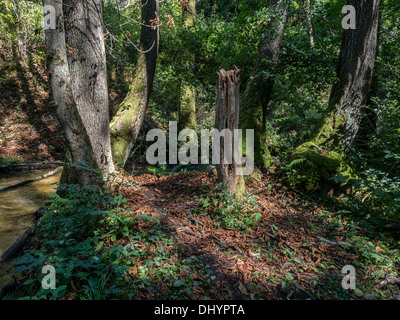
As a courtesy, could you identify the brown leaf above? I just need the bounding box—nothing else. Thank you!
[238,281,248,295]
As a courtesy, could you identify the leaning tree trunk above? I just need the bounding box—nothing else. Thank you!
[110,0,159,168]
[43,0,101,187]
[215,69,245,199]
[292,0,380,183]
[178,0,196,132]
[240,0,288,169]
[63,0,115,180]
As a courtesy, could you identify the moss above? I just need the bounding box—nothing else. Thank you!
[241,94,273,170]
[47,50,61,65]
[292,142,351,179]
[234,175,246,200]
[110,103,139,166]
[179,83,196,131]
[110,57,147,167]
[179,0,196,133]
[289,107,356,189]
[311,109,347,149]
[183,0,195,27]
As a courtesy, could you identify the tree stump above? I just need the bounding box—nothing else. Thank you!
[215,69,245,198]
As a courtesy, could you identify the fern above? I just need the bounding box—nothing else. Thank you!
[1,288,25,300]
[285,157,320,191]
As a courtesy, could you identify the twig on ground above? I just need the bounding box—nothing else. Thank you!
[267,233,295,251]
[376,276,400,290]
[316,236,355,249]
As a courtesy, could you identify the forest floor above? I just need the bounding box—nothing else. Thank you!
[104,169,400,300]
[0,50,64,163]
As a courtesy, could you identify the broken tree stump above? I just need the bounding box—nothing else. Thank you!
[215,69,245,198]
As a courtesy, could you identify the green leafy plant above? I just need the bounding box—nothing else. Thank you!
[195,185,261,231]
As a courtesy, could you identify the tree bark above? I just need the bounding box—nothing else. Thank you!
[43,0,101,187]
[109,0,159,168]
[178,0,196,132]
[321,0,380,151]
[63,0,115,180]
[240,0,288,169]
[215,69,245,199]
[304,0,315,49]
[292,0,381,183]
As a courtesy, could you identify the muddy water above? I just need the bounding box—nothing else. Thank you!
[0,168,62,257]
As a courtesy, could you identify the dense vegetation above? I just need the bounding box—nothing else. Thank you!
[0,0,399,301]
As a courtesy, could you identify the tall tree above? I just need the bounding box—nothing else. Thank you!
[304,0,315,49]
[292,0,381,181]
[43,0,101,186]
[110,0,159,167]
[63,0,115,180]
[241,0,288,169]
[178,0,196,132]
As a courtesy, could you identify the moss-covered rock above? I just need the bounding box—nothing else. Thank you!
[291,141,353,182]
[288,106,357,190]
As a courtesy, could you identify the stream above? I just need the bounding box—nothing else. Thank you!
[0,168,62,257]
[0,167,62,290]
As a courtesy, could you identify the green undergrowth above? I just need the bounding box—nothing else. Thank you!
[8,181,215,300]
[12,183,130,299]
[285,141,354,192]
[193,183,262,233]
[0,155,23,171]
[310,206,400,300]
[5,173,400,300]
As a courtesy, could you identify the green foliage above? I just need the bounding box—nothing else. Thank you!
[194,184,261,232]
[13,182,130,300]
[0,155,22,170]
[0,0,45,52]
[332,165,400,223]
[11,175,192,300]
[146,164,193,176]
[283,157,320,192]
[3,0,400,301]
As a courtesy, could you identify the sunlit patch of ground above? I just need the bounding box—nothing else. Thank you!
[107,170,400,300]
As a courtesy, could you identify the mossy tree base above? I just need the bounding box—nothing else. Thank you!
[291,112,355,190]
[291,142,354,187]
[290,0,380,190]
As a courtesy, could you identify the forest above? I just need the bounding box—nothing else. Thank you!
[0,0,399,303]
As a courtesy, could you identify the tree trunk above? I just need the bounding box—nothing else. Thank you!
[63,0,115,180]
[304,0,315,49]
[292,0,380,183]
[358,2,383,142]
[215,69,245,199]
[43,0,101,187]
[178,0,196,132]
[110,0,159,168]
[240,0,288,169]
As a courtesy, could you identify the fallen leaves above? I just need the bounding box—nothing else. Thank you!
[104,170,368,300]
